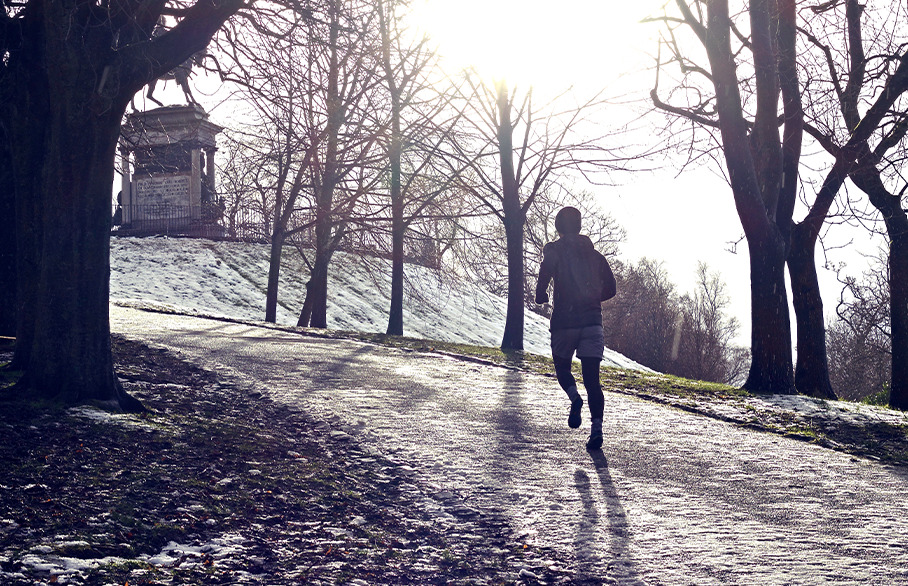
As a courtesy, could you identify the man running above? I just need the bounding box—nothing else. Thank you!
[535,207,617,450]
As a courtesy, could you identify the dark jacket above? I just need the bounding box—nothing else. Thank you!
[535,234,616,330]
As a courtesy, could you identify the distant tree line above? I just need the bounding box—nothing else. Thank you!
[827,253,892,402]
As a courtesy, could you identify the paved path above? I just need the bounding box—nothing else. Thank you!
[111,306,908,585]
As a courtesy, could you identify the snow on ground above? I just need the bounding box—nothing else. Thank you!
[109,236,649,371]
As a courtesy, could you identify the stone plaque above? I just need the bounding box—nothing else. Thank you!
[135,174,190,216]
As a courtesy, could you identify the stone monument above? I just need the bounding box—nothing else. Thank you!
[119,104,222,234]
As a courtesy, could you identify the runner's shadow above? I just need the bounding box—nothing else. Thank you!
[573,451,642,584]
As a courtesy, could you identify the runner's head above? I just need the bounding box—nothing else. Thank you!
[555,207,582,235]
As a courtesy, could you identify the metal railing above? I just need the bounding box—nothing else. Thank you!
[112,203,268,241]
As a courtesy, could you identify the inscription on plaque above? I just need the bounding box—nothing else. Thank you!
[134,175,191,218]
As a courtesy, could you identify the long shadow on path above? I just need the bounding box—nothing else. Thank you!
[573,451,643,585]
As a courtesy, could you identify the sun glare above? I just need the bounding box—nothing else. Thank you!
[409,0,663,94]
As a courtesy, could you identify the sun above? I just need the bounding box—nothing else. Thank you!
[408,0,664,95]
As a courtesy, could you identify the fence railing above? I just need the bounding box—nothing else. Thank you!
[112,204,268,241]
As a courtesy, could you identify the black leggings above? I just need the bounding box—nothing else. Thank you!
[553,356,604,420]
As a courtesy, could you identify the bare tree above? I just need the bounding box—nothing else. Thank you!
[649,0,805,394]
[375,0,472,336]
[449,76,624,351]
[216,0,387,328]
[601,258,681,373]
[827,253,891,401]
[675,263,741,384]
[787,0,908,401]
[1,0,243,409]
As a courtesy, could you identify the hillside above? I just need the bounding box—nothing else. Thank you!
[109,236,649,371]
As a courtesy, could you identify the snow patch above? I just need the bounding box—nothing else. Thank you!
[110,237,650,371]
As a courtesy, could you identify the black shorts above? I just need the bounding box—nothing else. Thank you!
[550,325,605,360]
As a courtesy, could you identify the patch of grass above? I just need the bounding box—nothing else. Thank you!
[861,386,890,407]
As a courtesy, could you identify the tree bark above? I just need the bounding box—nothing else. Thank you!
[786,163,847,400]
[496,81,524,351]
[788,223,837,399]
[387,198,405,336]
[700,0,796,394]
[385,79,404,336]
[265,236,285,323]
[742,235,795,393]
[891,232,908,410]
[0,137,16,338]
[850,161,908,409]
[298,252,331,329]
[1,0,242,409]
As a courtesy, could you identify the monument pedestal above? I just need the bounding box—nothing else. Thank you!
[119,105,222,235]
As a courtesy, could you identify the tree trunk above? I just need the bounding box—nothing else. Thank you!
[743,235,796,394]
[297,281,314,328]
[891,231,908,410]
[386,90,404,336]
[0,0,240,409]
[8,84,143,409]
[298,256,331,329]
[387,204,405,336]
[501,206,525,351]
[788,223,837,399]
[0,139,16,338]
[850,160,908,409]
[496,81,524,351]
[265,235,285,323]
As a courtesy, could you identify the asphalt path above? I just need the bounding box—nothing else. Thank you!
[110,305,908,585]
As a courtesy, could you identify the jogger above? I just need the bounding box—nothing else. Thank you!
[535,207,616,450]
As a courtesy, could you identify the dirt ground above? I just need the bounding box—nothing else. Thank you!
[0,337,571,585]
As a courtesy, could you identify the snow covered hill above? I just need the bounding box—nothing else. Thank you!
[109,236,649,371]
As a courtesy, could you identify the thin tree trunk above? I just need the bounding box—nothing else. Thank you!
[496,81,524,351]
[386,88,404,336]
[387,205,405,336]
[265,235,285,323]
[501,206,525,351]
[848,160,908,408]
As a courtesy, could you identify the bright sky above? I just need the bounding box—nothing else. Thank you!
[408,0,662,93]
[406,0,885,349]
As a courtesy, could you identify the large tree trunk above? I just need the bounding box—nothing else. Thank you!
[891,232,908,410]
[788,223,837,399]
[0,138,16,339]
[0,0,241,409]
[743,235,795,393]
[496,81,524,351]
[698,0,797,394]
[8,74,142,409]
